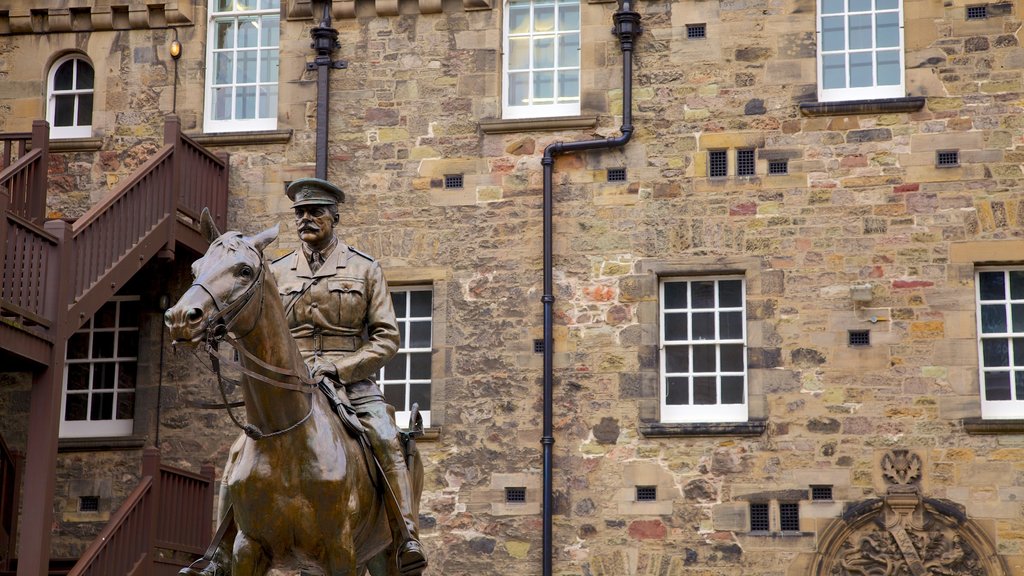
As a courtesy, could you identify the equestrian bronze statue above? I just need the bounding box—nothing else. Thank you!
[165,180,427,576]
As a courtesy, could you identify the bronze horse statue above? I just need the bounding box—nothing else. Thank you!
[165,211,422,576]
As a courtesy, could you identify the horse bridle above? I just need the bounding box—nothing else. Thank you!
[189,244,317,441]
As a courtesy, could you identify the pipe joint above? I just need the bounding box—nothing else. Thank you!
[541,294,555,303]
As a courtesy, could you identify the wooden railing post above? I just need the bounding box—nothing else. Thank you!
[141,447,160,576]
[161,115,181,258]
[0,188,9,278]
[200,462,216,545]
[28,121,48,224]
[215,152,229,231]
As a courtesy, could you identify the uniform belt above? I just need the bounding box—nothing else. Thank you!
[295,335,362,353]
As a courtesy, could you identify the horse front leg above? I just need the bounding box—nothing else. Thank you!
[326,544,360,576]
[232,531,270,576]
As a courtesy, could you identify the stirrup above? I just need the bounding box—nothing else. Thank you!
[179,560,225,576]
[397,540,427,576]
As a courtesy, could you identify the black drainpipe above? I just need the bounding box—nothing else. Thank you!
[308,1,347,180]
[540,2,640,575]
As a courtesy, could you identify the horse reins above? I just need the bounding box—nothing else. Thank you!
[189,244,317,441]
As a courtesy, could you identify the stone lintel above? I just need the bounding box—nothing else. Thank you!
[0,2,193,35]
[962,418,1024,435]
[479,115,599,135]
[799,97,926,117]
[187,130,294,148]
[638,420,767,437]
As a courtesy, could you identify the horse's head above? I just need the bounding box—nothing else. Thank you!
[165,209,279,346]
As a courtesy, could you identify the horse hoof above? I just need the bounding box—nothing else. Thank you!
[397,540,427,576]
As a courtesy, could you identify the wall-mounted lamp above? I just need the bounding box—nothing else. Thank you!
[170,39,182,60]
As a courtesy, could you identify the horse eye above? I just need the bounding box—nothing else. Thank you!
[240,266,254,279]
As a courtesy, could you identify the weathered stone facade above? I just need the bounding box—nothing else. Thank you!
[3,0,1024,573]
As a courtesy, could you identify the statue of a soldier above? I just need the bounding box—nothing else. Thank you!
[269,177,427,575]
[178,178,426,576]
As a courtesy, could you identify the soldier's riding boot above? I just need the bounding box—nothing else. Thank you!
[385,463,427,576]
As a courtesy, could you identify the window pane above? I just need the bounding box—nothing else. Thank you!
[1017,372,1024,401]
[1015,338,1024,365]
[118,331,138,358]
[214,20,234,49]
[534,37,555,68]
[850,0,871,11]
[96,302,117,328]
[692,281,715,308]
[821,16,845,52]
[693,377,716,404]
[721,376,744,404]
[533,71,553,100]
[509,38,530,71]
[54,95,75,127]
[692,345,716,372]
[986,371,1012,401]
[849,52,873,87]
[983,339,1009,367]
[383,383,405,408]
[77,62,94,89]
[982,304,1008,333]
[1012,304,1024,332]
[54,60,75,90]
[94,363,115,389]
[664,282,687,309]
[509,5,531,34]
[216,0,233,11]
[720,311,743,339]
[261,49,279,83]
[409,352,431,379]
[262,16,280,47]
[67,364,90,390]
[823,54,846,89]
[91,392,114,420]
[65,394,88,421]
[77,94,93,126]
[213,87,233,120]
[559,4,579,30]
[980,272,1006,300]
[720,344,744,372]
[262,0,281,9]
[849,14,872,49]
[719,280,742,307]
[876,50,900,86]
[558,34,579,68]
[215,53,234,85]
[664,345,689,373]
[68,332,90,359]
[508,72,529,105]
[118,363,137,389]
[535,5,554,31]
[875,0,897,8]
[410,291,432,316]
[664,312,688,341]
[238,17,259,48]
[119,300,140,327]
[392,293,407,317]
[397,323,406,347]
[1008,271,1024,299]
[557,70,579,101]
[116,392,135,419]
[410,321,431,348]
[92,332,114,359]
[665,377,689,405]
[236,86,257,119]
[258,85,277,119]
[876,12,899,47]
[410,383,431,410]
[384,354,407,380]
[237,49,258,83]
[822,0,844,14]
[692,312,715,340]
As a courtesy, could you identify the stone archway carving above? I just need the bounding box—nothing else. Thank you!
[811,449,1008,576]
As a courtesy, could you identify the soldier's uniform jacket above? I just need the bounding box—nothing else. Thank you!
[270,242,399,402]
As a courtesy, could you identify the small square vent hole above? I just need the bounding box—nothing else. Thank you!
[849,330,870,347]
[607,167,627,182]
[79,495,100,512]
[636,485,657,501]
[505,487,527,503]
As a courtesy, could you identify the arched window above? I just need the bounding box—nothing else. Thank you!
[47,55,94,139]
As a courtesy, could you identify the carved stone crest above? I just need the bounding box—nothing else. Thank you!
[881,449,922,487]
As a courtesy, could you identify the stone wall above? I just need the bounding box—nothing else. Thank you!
[3,0,1024,573]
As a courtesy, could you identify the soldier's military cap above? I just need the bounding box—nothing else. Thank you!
[286,177,345,207]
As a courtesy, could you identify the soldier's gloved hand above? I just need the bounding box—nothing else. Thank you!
[310,359,339,384]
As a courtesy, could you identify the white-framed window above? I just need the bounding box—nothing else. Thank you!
[502,0,581,119]
[817,0,904,102]
[380,287,433,428]
[204,0,280,133]
[47,55,94,139]
[61,297,140,438]
[660,277,747,423]
[976,268,1024,419]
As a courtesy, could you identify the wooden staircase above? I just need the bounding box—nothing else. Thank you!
[0,116,229,576]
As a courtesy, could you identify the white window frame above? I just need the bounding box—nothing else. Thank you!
[816,0,905,102]
[60,296,140,438]
[379,287,433,428]
[976,268,1024,419]
[204,0,280,133]
[47,55,94,139]
[502,0,581,119]
[660,276,747,423]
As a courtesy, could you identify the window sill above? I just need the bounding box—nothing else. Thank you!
[639,420,767,437]
[479,115,598,135]
[58,435,148,452]
[799,97,925,117]
[963,418,1024,435]
[188,129,293,147]
[49,137,103,153]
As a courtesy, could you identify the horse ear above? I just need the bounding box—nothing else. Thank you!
[201,208,222,243]
[251,224,279,254]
